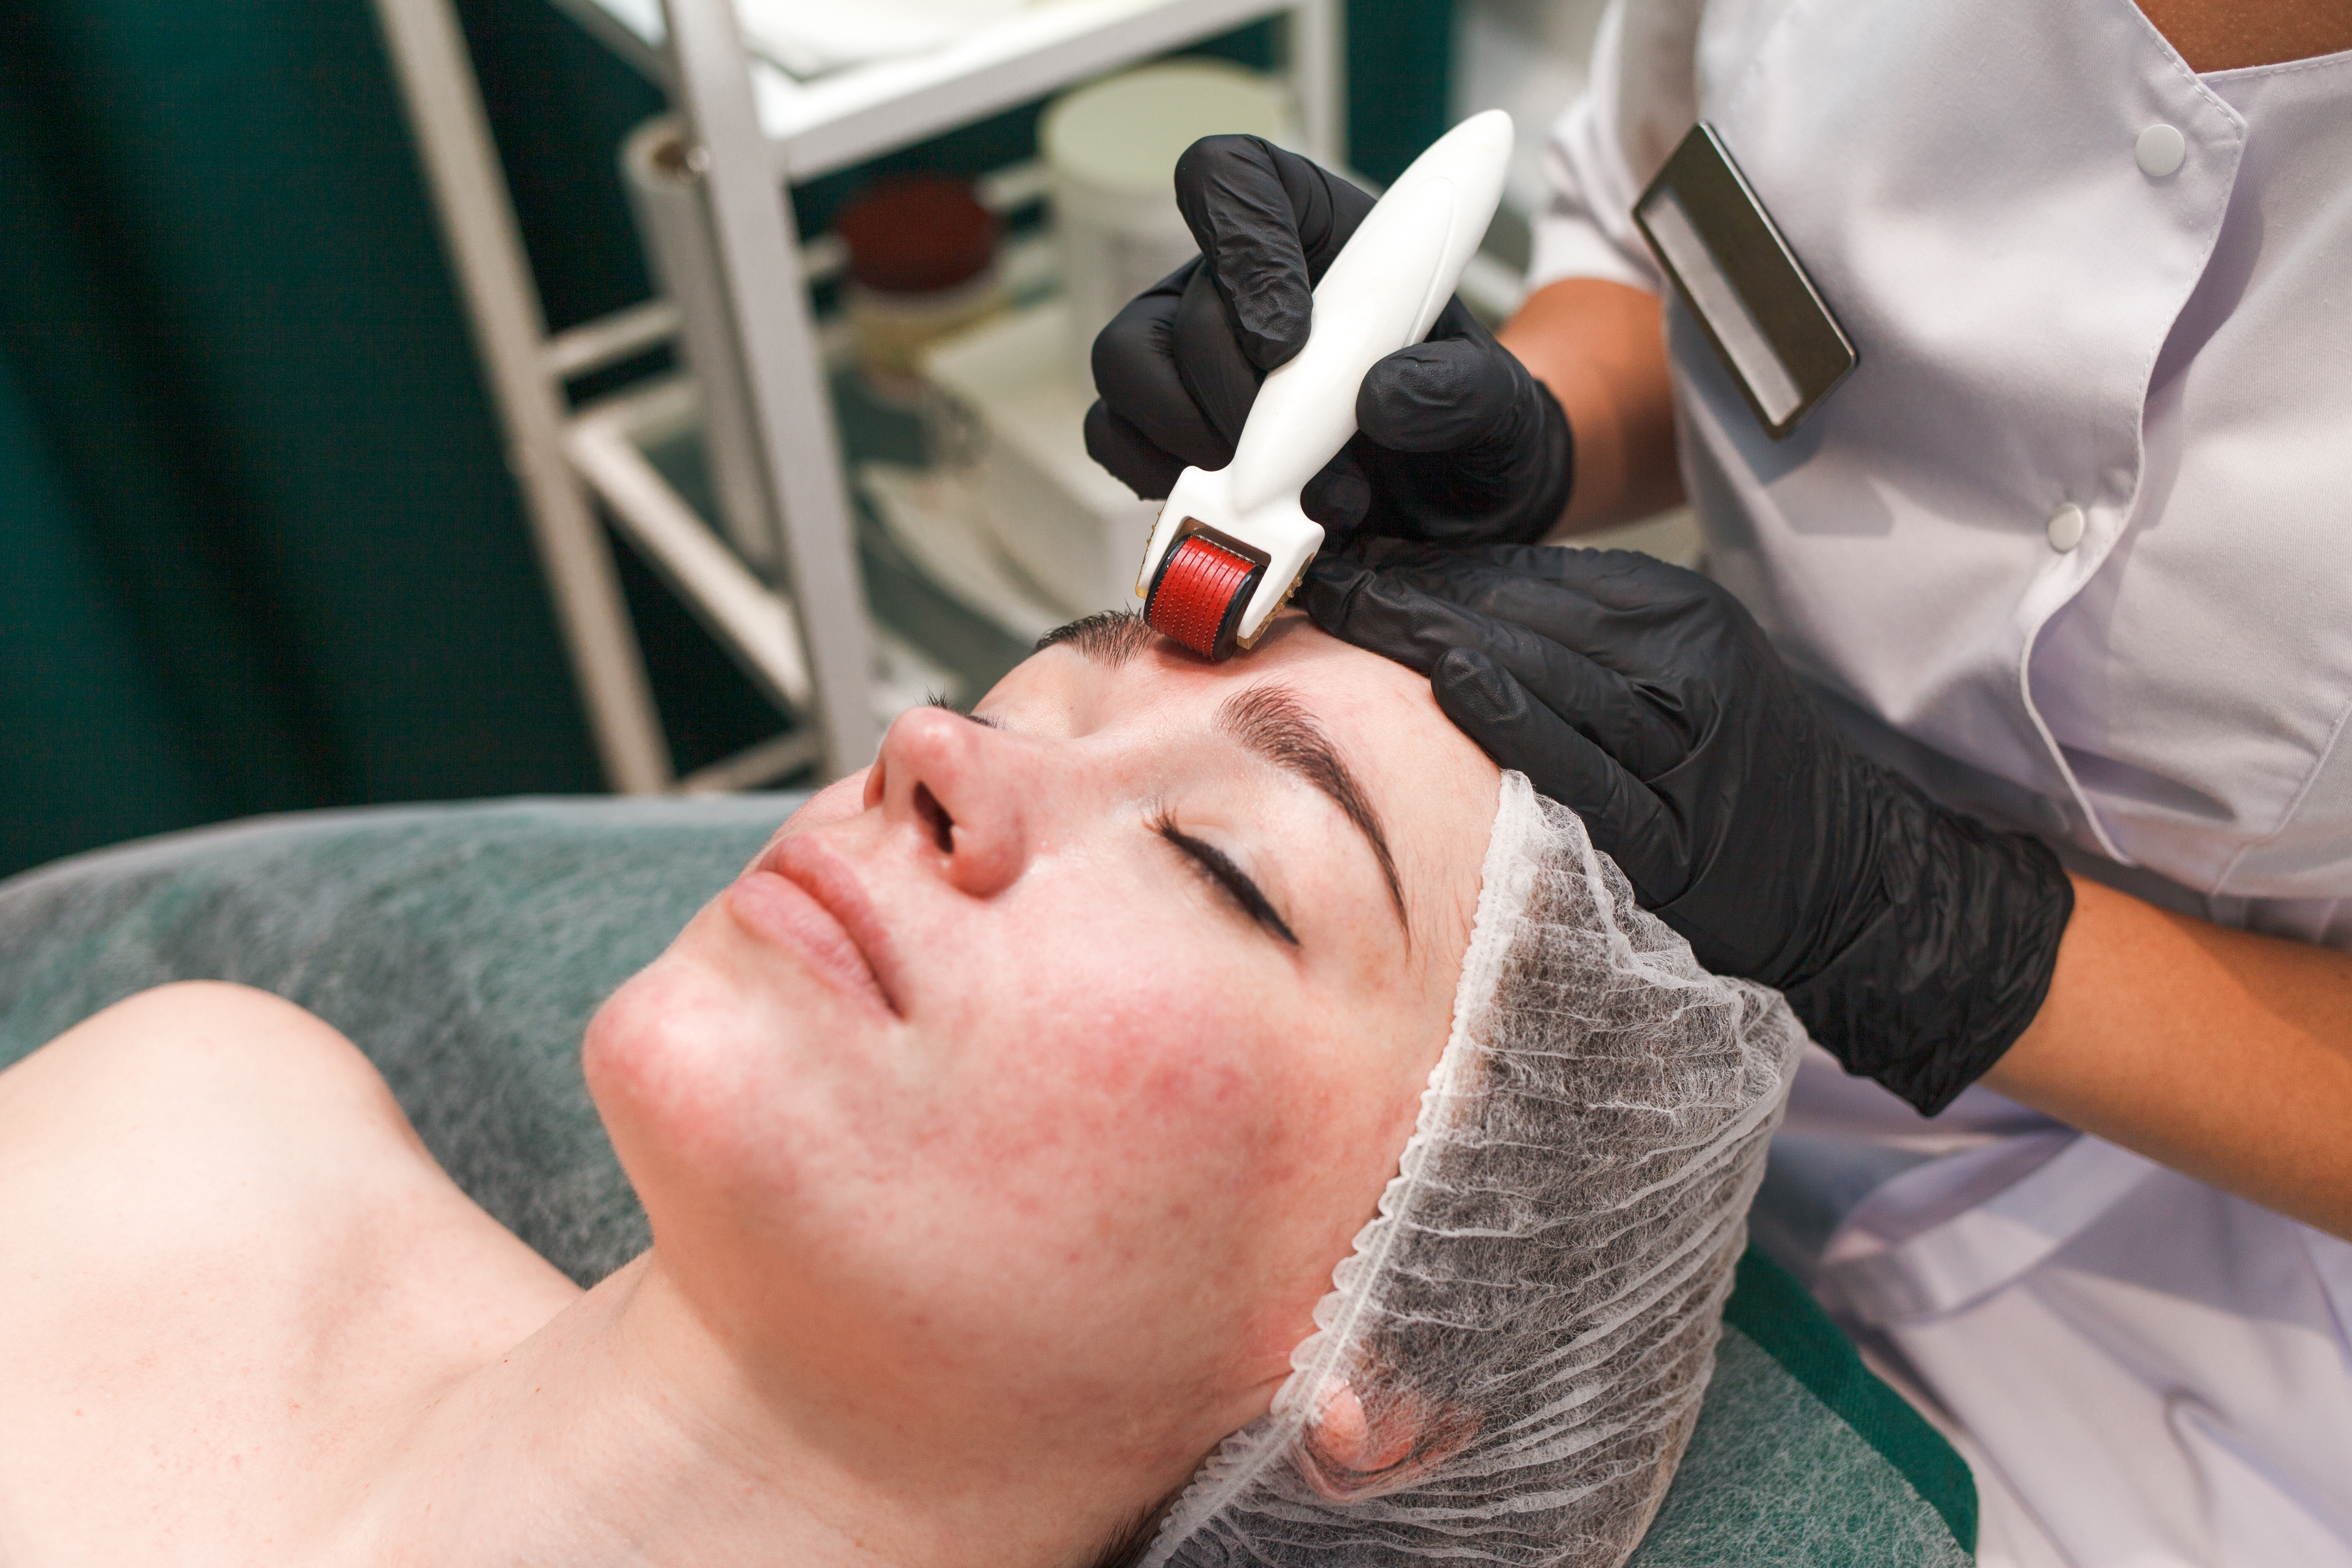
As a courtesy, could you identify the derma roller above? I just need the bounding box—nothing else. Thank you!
[1137,109,1514,660]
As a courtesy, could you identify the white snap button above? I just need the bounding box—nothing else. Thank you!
[2136,123,2185,178]
[2047,503,2086,552]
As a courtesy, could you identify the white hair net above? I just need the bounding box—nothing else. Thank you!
[1142,771,1806,1568]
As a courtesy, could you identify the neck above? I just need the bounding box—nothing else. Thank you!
[338,1255,1130,1568]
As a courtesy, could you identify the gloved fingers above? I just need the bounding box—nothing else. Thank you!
[1419,293,1495,346]
[1172,134,1377,371]
[1339,545,1649,672]
[1268,140,1378,268]
[1304,553,1578,681]
[1299,444,1373,542]
[1171,258,1266,449]
[1393,559,1635,653]
[1089,264,1232,473]
[1351,536,1702,606]
[1343,535,1533,577]
[1301,555,1682,772]
[1355,334,1526,455]
[1302,552,1474,676]
[1470,627,1687,781]
[1430,648,1685,900]
[1083,400,1186,501]
[1338,542,1721,694]
[1387,295,1514,384]
[1506,542,1722,617]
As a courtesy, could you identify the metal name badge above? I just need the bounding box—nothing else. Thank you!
[1635,123,1855,439]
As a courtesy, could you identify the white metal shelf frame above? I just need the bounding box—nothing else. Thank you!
[373,0,1344,792]
[549,0,1342,183]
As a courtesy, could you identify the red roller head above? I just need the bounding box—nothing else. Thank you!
[1145,534,1265,661]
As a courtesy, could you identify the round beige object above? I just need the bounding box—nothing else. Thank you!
[1043,59,1293,193]
[1042,60,1295,390]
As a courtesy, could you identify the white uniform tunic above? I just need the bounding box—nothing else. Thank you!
[1529,0,2352,1562]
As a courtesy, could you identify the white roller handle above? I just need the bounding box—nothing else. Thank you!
[1138,110,1514,643]
[1228,109,1513,512]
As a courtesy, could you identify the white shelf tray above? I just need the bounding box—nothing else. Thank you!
[549,0,1323,180]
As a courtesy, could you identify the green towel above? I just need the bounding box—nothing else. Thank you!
[0,797,1974,1564]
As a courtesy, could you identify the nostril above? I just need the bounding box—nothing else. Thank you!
[912,782,955,854]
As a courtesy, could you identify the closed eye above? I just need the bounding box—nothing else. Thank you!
[928,694,1003,730]
[1153,814,1299,948]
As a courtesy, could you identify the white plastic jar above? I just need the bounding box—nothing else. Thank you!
[1041,60,1295,395]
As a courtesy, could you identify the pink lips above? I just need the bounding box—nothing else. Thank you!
[726,837,900,1017]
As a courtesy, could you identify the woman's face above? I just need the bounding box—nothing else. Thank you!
[586,614,1499,1488]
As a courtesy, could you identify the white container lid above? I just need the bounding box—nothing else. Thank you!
[1041,59,1292,199]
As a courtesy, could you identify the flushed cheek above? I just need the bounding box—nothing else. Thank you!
[931,977,1315,1268]
[804,993,1312,1395]
[895,872,1282,1114]
[980,996,1291,1190]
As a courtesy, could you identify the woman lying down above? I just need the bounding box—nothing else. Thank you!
[0,611,1802,1568]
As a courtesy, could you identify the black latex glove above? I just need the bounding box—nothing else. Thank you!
[1305,540,2076,1115]
[1082,134,1574,549]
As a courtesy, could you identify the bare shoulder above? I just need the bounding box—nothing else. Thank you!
[0,980,416,1164]
[0,978,559,1346]
[0,978,575,1326]
[0,982,580,1565]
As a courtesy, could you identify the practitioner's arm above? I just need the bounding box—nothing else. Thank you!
[1988,877,2352,1239]
[1496,279,1684,533]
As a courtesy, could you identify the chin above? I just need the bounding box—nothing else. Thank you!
[583,951,720,1159]
[587,926,910,1231]
[585,943,787,1152]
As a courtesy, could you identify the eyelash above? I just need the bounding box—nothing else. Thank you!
[927,695,1003,730]
[1152,812,1300,947]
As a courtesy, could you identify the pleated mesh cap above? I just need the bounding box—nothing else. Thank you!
[1142,772,1806,1568]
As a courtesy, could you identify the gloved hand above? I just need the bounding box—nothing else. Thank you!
[1083,134,1574,549]
[1304,540,2077,1115]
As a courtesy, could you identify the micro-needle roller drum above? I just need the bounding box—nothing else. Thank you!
[1136,110,1514,660]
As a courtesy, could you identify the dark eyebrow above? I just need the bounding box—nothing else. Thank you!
[1036,609,1154,666]
[1217,685,1408,940]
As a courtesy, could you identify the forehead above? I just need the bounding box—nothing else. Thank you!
[1015,614,1444,730]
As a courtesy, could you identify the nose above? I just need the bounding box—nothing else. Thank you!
[864,705,1033,898]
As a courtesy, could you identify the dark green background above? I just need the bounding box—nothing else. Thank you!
[0,0,1452,883]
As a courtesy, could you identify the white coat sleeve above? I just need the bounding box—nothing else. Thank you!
[1526,0,1707,296]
